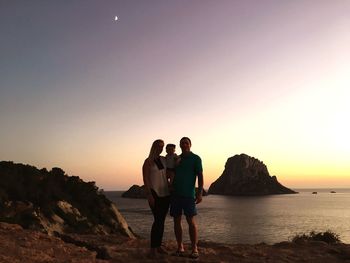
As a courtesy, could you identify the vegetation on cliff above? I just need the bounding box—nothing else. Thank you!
[0,161,134,237]
[292,230,341,244]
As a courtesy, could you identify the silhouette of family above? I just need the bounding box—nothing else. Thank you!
[142,137,204,259]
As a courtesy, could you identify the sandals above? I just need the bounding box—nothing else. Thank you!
[172,250,186,257]
[172,250,199,259]
[157,246,169,255]
[190,251,199,259]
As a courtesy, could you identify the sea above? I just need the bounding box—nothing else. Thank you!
[104,189,350,245]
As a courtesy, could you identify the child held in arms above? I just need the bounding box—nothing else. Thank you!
[165,144,179,189]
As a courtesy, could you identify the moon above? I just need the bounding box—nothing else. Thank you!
[115,16,118,21]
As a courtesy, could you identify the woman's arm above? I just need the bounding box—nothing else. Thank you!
[142,158,155,207]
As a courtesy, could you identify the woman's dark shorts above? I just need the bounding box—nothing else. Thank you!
[170,195,197,217]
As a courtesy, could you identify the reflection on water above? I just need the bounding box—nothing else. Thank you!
[106,189,350,244]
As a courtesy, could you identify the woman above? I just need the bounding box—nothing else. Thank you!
[142,139,171,258]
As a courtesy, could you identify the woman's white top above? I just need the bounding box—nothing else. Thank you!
[148,157,170,197]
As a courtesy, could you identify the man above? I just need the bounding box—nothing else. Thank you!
[170,137,204,259]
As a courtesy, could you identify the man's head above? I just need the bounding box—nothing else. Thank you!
[166,143,176,154]
[180,137,191,153]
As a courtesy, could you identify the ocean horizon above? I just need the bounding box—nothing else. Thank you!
[105,189,350,245]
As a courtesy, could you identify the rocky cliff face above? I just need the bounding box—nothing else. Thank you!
[0,161,135,238]
[208,154,296,195]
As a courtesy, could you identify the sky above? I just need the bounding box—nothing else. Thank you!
[1,0,349,190]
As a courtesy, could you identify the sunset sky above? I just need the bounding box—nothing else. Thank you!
[1,1,349,190]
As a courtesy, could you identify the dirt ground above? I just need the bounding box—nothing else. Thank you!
[1,222,350,263]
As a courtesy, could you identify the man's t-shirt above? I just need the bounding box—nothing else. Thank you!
[173,152,202,198]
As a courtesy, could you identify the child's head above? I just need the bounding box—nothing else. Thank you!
[166,143,176,154]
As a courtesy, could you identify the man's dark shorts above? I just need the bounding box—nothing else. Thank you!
[170,195,197,217]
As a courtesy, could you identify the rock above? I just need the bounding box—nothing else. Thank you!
[122,185,208,198]
[0,161,135,238]
[208,154,297,196]
[57,200,84,218]
[110,203,136,238]
[122,185,147,198]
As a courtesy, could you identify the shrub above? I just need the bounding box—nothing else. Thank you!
[292,230,341,244]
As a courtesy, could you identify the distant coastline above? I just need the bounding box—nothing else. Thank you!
[293,188,350,193]
[108,188,350,193]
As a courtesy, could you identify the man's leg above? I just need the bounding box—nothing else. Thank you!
[174,215,184,252]
[186,216,198,253]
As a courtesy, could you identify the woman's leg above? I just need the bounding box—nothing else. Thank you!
[156,195,170,246]
[150,191,170,248]
[150,190,160,248]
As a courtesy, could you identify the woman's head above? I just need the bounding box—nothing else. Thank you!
[148,139,164,160]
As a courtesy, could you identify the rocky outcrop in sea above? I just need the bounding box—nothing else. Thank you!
[122,184,208,198]
[122,184,147,198]
[208,154,297,196]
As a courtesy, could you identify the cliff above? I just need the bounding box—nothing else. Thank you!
[0,161,135,238]
[208,154,296,195]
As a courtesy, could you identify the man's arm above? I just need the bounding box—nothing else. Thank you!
[196,171,204,204]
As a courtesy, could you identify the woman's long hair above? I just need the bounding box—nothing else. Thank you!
[148,139,164,161]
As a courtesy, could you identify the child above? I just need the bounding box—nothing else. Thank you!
[165,143,179,187]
